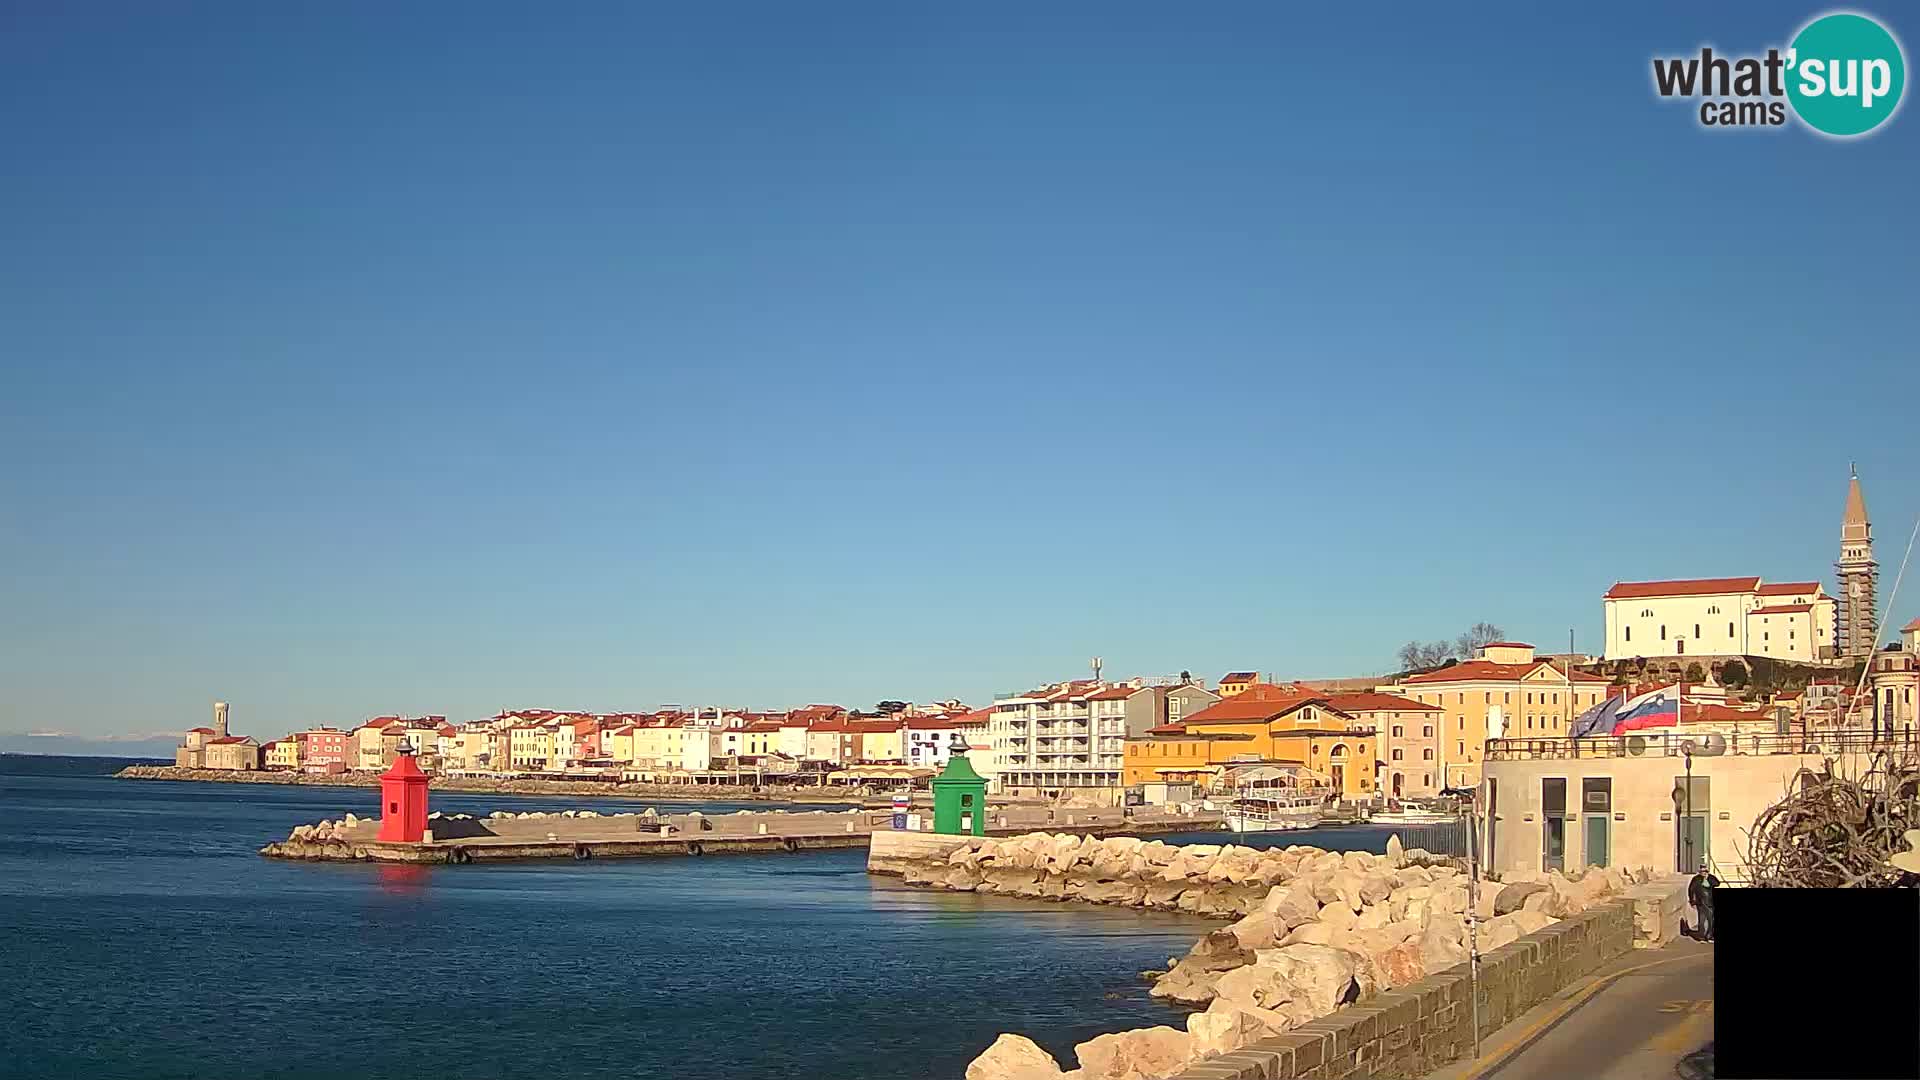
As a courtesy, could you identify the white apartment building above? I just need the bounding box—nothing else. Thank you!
[989,677,1214,796]
[1602,577,1838,663]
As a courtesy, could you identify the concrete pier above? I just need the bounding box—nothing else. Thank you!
[261,805,1224,864]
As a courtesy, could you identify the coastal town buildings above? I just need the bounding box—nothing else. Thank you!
[1121,683,1384,800]
[172,702,263,770]
[1216,672,1258,698]
[264,738,299,770]
[1381,642,1611,789]
[1601,577,1838,664]
[203,735,261,771]
[988,677,1217,799]
[1479,725,1880,880]
[1326,692,1444,800]
[1868,619,1920,738]
[297,729,349,774]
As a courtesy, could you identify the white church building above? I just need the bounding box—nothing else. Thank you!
[1602,577,1837,663]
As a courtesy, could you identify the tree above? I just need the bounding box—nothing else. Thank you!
[1720,660,1749,689]
[1397,640,1454,672]
[1453,622,1507,660]
[874,700,909,715]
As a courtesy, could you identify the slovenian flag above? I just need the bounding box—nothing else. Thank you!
[1614,687,1681,732]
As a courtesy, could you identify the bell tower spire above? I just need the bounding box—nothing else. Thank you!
[1837,466,1878,659]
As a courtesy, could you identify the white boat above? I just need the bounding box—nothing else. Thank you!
[1224,792,1327,833]
[1367,799,1459,825]
[1367,809,1456,825]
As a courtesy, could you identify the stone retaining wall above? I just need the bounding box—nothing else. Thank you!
[1166,899,1638,1080]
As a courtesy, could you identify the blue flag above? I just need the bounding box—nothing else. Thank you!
[1571,694,1627,738]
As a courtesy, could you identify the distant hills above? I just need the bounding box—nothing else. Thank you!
[0,733,182,759]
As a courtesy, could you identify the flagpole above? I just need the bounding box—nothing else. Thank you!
[1565,628,1574,733]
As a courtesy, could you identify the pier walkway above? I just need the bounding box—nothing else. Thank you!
[1424,938,1713,1080]
[262,804,1225,863]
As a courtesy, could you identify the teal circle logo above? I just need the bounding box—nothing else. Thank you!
[1787,12,1906,136]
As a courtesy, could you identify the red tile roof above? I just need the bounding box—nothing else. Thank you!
[1752,604,1813,614]
[1322,692,1441,713]
[846,719,904,734]
[187,727,215,734]
[1087,685,1139,701]
[1482,642,1532,649]
[1904,617,1920,633]
[1400,660,1608,685]
[1220,672,1259,683]
[1181,685,1326,725]
[952,707,994,727]
[902,715,962,730]
[1756,582,1821,596]
[208,735,253,745]
[1604,577,1761,599]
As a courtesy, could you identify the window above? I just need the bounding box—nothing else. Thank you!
[1707,605,1719,614]
[1693,624,1700,638]
[1457,741,1465,755]
[1660,625,1667,640]
[1642,608,1653,617]
[1542,777,1568,872]
[1392,725,1404,737]
[1391,749,1403,761]
[1527,693,1533,705]
[1424,773,1432,786]
[1423,725,1433,737]
[1625,626,1631,642]
[1484,692,1491,704]
[1423,749,1434,760]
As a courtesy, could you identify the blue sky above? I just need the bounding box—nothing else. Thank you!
[2,2,1916,742]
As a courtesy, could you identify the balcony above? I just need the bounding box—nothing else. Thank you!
[1485,729,1902,762]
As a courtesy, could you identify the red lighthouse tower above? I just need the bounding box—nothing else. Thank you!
[376,751,430,843]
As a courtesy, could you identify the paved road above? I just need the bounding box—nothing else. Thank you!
[1429,939,1715,1080]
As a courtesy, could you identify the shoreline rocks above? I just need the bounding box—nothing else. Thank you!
[925,831,1657,1080]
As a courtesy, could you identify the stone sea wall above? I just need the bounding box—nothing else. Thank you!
[870,832,1681,1080]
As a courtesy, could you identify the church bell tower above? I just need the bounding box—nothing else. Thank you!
[1837,465,1878,660]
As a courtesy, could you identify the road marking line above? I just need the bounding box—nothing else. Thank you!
[1452,950,1711,1080]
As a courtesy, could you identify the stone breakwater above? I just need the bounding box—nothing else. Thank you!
[871,832,1666,1080]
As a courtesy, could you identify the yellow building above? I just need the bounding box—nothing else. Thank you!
[353,719,405,771]
[264,738,301,770]
[602,725,637,766]
[629,721,688,769]
[1216,672,1260,698]
[507,725,555,771]
[1383,642,1612,788]
[744,722,781,756]
[849,720,905,763]
[1122,684,1376,799]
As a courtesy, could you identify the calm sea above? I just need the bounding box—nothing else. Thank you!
[0,755,1404,1080]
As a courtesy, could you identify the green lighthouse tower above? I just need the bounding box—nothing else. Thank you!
[930,752,988,836]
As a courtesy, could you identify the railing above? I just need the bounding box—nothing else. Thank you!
[1485,729,1913,761]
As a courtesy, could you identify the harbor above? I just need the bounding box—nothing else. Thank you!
[258,755,1225,864]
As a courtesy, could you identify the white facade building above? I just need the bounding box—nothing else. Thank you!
[1602,577,1837,663]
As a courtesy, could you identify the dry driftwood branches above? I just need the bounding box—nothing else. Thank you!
[1747,750,1920,888]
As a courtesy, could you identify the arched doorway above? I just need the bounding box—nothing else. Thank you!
[1328,744,1349,795]
[1391,771,1404,798]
